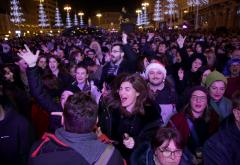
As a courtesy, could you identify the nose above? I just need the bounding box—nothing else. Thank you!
[170,152,175,160]
[196,97,201,103]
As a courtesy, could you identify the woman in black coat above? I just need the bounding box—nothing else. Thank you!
[98,73,162,162]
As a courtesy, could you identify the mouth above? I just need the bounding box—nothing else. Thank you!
[120,97,127,104]
[195,104,202,109]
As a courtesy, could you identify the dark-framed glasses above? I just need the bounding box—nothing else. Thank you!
[191,95,207,102]
[159,148,182,157]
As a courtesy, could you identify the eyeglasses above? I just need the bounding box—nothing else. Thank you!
[111,50,121,53]
[159,148,182,157]
[191,95,207,102]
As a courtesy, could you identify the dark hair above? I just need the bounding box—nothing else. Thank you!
[119,74,148,115]
[63,92,98,133]
[111,44,124,52]
[86,49,96,55]
[42,74,60,90]
[37,55,47,64]
[76,64,88,74]
[152,128,183,151]
[70,50,83,61]
[232,90,240,109]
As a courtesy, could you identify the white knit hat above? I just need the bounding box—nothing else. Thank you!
[145,62,167,78]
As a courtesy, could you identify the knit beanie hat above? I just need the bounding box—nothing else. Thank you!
[145,62,167,78]
[205,70,227,88]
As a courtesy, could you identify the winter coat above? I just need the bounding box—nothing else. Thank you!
[0,106,33,165]
[27,66,62,132]
[98,99,161,162]
[29,129,124,165]
[168,110,220,155]
[204,114,240,165]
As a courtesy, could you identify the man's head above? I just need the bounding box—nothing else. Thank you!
[158,42,168,54]
[145,62,167,86]
[110,44,124,64]
[63,92,98,134]
[86,49,96,59]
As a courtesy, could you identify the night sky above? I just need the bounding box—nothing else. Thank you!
[58,0,141,16]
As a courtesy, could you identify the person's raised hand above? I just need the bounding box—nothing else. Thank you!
[177,34,186,49]
[18,44,39,68]
[147,32,155,42]
[122,32,128,45]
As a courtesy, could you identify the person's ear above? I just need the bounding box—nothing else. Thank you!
[121,52,124,58]
[136,92,140,97]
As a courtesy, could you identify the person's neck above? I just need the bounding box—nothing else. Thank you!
[230,73,239,78]
[52,69,59,77]
[126,104,135,114]
[149,83,165,93]
[0,105,5,121]
[113,58,123,66]
[191,110,203,119]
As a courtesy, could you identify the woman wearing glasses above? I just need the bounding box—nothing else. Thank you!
[131,128,192,165]
[168,86,220,163]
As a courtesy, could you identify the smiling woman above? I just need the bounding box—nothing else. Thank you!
[168,85,220,162]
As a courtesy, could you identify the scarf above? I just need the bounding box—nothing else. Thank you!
[55,128,107,164]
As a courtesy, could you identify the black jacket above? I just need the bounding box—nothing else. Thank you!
[0,107,33,165]
[27,66,62,132]
[98,99,161,162]
[203,114,240,165]
[29,133,124,165]
[99,44,138,88]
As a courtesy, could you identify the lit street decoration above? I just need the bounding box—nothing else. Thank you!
[74,13,79,26]
[187,0,208,30]
[54,7,64,28]
[10,0,25,24]
[38,1,50,28]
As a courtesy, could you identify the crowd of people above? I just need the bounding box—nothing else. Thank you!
[0,29,240,165]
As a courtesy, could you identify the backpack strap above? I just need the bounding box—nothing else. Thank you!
[31,132,68,158]
[186,117,200,146]
[95,145,115,165]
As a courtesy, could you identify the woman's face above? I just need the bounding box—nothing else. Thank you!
[196,44,202,53]
[4,67,14,82]
[49,58,59,73]
[191,58,202,72]
[119,81,139,112]
[190,90,208,116]
[229,63,240,76]
[38,57,47,69]
[75,67,88,84]
[209,81,226,101]
[155,139,182,165]
[75,53,84,63]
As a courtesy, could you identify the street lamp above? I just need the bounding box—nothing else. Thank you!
[96,13,102,26]
[64,5,72,28]
[141,2,149,26]
[78,12,84,26]
[136,9,142,26]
